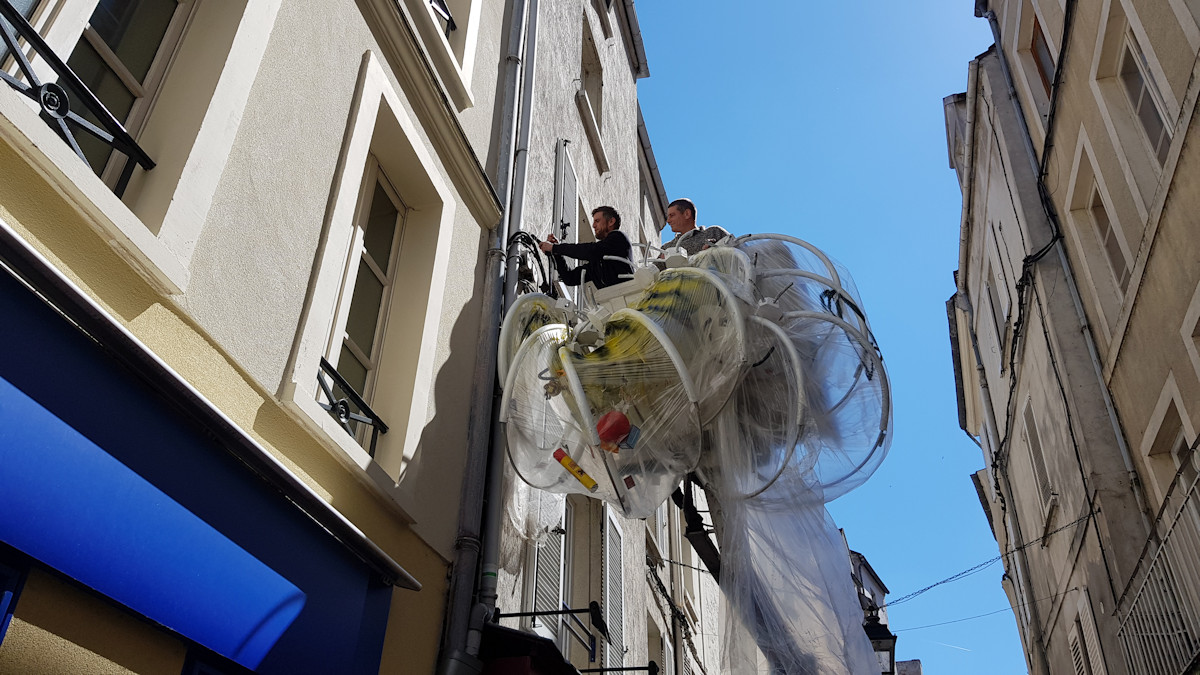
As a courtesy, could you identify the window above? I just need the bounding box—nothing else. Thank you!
[60,0,195,178]
[284,52,456,491]
[326,160,407,421]
[1119,37,1171,166]
[986,265,1006,347]
[576,14,608,172]
[1065,140,1130,343]
[1087,185,1129,293]
[1032,17,1055,98]
[1015,0,1053,129]
[581,19,603,129]
[396,0,482,110]
[1022,401,1053,506]
[602,508,624,668]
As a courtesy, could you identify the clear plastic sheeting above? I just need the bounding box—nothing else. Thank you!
[498,233,891,673]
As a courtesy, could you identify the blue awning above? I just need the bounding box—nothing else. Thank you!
[0,375,305,669]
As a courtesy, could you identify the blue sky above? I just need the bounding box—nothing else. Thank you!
[635,3,1027,673]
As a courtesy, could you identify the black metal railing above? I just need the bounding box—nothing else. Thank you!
[316,357,388,457]
[0,0,154,197]
[427,0,456,37]
[495,600,609,663]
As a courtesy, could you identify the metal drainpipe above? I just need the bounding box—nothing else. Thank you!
[981,6,1153,537]
[483,0,539,617]
[438,1,532,673]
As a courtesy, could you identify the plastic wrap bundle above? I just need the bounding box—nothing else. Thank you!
[499,234,891,674]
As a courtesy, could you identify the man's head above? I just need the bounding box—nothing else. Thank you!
[591,206,620,239]
[666,198,697,235]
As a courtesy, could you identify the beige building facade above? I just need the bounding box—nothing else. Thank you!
[945,1,1200,674]
[0,0,710,673]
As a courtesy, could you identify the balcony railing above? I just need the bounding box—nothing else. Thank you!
[316,357,388,457]
[1117,439,1200,675]
[0,0,154,197]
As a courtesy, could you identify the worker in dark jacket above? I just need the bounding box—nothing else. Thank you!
[539,206,633,289]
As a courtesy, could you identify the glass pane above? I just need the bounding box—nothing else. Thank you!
[337,344,368,399]
[363,182,399,273]
[1102,234,1128,288]
[90,0,178,83]
[63,40,135,172]
[1113,48,1142,105]
[0,0,38,63]
[1137,97,1166,159]
[345,259,385,356]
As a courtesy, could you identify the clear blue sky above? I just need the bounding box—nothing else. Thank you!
[635,3,1028,673]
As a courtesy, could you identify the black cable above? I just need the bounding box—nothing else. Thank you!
[893,588,1065,633]
[882,509,1092,609]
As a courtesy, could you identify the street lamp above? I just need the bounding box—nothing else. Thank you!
[863,606,896,675]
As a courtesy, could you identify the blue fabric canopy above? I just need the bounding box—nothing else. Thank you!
[0,375,305,669]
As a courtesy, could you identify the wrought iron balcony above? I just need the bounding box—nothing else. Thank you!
[1117,439,1200,675]
[316,357,388,457]
[0,0,154,197]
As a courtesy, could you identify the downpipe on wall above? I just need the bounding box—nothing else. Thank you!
[438,1,534,673]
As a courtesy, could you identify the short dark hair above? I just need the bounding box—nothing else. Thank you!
[592,205,621,229]
[668,198,696,221]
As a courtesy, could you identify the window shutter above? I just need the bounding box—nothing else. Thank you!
[1078,590,1107,675]
[1069,623,1091,675]
[1023,403,1052,504]
[553,140,578,243]
[532,517,565,639]
[603,512,624,668]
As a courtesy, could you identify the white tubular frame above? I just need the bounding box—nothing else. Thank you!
[733,315,808,499]
[497,293,561,387]
[734,232,845,291]
[781,310,891,493]
[689,246,755,285]
[499,323,568,424]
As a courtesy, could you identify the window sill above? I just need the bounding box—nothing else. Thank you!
[280,381,416,526]
[576,89,610,174]
[398,0,475,112]
[0,84,187,295]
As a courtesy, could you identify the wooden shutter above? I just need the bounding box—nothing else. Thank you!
[532,517,565,639]
[603,510,624,668]
[1078,590,1107,675]
[553,140,578,244]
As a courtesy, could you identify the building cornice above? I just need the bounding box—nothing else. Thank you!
[360,0,501,228]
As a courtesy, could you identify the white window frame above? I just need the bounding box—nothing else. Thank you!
[1180,281,1200,385]
[576,11,608,173]
[1063,134,1132,348]
[396,0,482,111]
[1089,0,1179,208]
[1138,373,1197,505]
[1117,34,1171,167]
[1013,0,1055,135]
[282,51,456,519]
[325,157,408,415]
[0,0,284,295]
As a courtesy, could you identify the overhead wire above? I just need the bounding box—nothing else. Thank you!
[882,509,1092,609]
